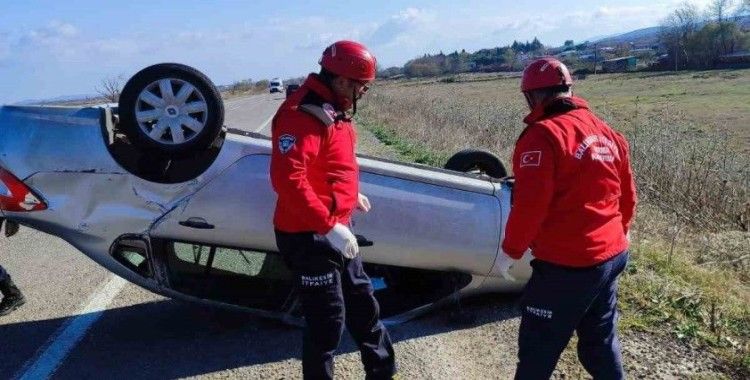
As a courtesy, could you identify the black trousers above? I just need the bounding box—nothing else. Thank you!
[275,230,396,380]
[515,251,629,380]
[0,264,7,282]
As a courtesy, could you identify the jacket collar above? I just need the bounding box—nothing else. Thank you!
[523,95,590,124]
[302,73,336,104]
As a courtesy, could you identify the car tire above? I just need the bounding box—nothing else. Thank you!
[444,149,508,179]
[118,63,224,157]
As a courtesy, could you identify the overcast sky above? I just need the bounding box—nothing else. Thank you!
[0,0,717,104]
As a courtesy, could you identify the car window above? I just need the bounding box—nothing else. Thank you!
[171,242,289,280]
[163,241,294,310]
[111,238,152,278]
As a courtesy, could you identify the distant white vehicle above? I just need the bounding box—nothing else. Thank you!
[269,78,283,93]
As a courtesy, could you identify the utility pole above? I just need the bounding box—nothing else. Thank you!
[594,43,598,74]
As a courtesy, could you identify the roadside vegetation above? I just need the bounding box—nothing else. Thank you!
[356,69,750,376]
[222,78,271,98]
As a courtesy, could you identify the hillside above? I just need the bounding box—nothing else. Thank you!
[593,26,662,47]
[592,15,750,47]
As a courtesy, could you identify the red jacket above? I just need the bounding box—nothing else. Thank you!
[501,96,637,267]
[270,74,359,235]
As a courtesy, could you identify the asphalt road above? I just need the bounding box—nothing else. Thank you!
[222,93,286,135]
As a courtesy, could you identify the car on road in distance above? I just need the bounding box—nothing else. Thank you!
[285,84,300,99]
[269,78,283,93]
[0,63,531,324]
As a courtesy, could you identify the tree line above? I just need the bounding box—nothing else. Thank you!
[660,0,750,70]
[378,38,544,78]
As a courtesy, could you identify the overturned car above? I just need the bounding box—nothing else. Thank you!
[0,63,531,323]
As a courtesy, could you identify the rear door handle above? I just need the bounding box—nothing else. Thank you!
[179,217,215,229]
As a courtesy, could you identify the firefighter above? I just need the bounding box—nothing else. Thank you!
[499,57,637,379]
[1,219,25,317]
[270,40,397,380]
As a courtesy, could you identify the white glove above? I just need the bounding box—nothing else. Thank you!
[497,248,530,281]
[497,252,517,281]
[325,223,359,259]
[357,193,371,213]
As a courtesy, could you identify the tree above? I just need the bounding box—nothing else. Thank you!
[228,78,254,94]
[254,79,269,92]
[564,40,575,50]
[614,42,633,57]
[502,48,518,70]
[531,37,544,52]
[448,51,471,73]
[741,0,750,15]
[659,0,749,70]
[404,60,441,77]
[660,3,701,69]
[96,75,123,103]
[708,0,733,22]
[378,66,404,78]
[708,0,734,54]
[511,40,521,52]
[707,0,749,54]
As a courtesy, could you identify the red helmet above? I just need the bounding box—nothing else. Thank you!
[319,40,377,82]
[521,57,573,92]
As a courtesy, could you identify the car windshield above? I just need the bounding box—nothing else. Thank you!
[270,81,280,87]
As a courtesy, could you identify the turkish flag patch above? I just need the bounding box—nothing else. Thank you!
[519,151,542,167]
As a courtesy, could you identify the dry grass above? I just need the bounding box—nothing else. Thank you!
[360,72,750,231]
[355,69,750,374]
[220,86,267,100]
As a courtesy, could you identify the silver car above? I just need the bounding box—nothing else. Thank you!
[0,63,531,324]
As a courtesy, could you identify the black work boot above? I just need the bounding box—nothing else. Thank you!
[0,276,26,316]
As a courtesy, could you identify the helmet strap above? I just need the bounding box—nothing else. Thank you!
[352,88,358,115]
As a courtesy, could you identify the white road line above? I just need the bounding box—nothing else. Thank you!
[16,275,128,380]
[255,111,276,133]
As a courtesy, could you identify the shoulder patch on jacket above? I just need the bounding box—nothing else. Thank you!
[278,134,296,154]
[519,151,542,167]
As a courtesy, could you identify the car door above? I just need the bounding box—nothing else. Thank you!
[151,151,503,277]
[147,153,295,312]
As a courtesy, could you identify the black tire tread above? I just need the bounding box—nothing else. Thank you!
[444,149,508,179]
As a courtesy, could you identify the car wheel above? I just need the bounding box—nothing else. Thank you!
[118,63,224,157]
[444,149,508,179]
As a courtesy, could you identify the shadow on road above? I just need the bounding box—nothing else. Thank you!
[1,293,520,379]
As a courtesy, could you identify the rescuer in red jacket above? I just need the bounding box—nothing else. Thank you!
[270,40,396,380]
[499,57,637,379]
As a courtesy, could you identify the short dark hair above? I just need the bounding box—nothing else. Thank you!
[318,67,338,85]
